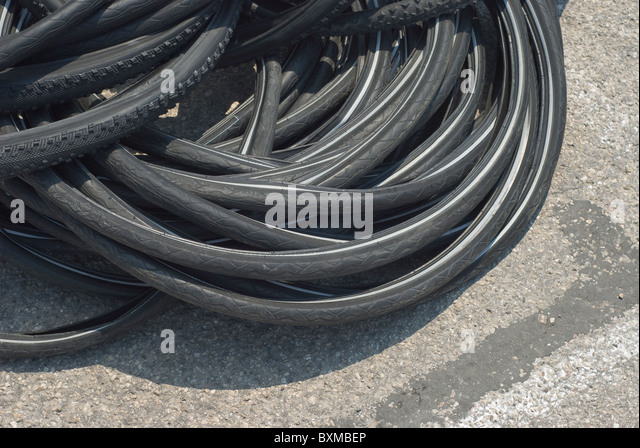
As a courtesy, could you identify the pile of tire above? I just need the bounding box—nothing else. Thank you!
[0,0,566,357]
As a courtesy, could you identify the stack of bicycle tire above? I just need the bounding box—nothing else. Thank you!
[0,0,566,357]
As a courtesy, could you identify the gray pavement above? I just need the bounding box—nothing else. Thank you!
[0,0,638,428]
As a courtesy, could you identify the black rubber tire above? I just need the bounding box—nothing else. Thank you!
[0,0,566,357]
[0,0,243,180]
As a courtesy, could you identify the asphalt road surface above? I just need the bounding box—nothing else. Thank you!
[1,0,638,428]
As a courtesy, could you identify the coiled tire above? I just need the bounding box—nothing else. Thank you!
[0,0,566,357]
